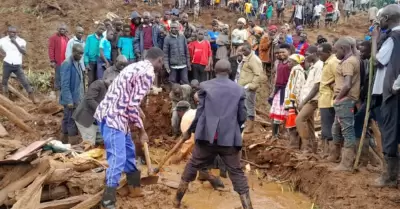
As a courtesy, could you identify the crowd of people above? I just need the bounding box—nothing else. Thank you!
[0,0,399,209]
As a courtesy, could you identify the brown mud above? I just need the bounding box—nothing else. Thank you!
[0,0,392,208]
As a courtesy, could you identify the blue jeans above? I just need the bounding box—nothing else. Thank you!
[62,106,78,136]
[99,119,138,187]
[169,67,189,84]
[332,99,356,148]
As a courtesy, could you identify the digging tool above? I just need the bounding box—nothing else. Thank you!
[154,136,185,174]
[140,142,159,185]
[353,34,376,171]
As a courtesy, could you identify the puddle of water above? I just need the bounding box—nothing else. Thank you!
[158,164,313,209]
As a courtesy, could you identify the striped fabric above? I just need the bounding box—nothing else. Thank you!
[94,60,155,133]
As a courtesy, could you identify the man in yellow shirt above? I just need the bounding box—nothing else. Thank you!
[245,1,253,18]
[317,43,339,157]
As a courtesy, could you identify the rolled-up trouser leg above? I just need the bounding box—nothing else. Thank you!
[333,99,356,148]
[219,146,249,195]
[244,89,256,120]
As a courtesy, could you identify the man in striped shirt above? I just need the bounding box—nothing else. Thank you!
[94,47,164,209]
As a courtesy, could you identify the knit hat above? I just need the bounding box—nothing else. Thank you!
[289,54,305,64]
[268,25,278,31]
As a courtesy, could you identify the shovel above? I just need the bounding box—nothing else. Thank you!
[140,141,160,185]
[153,136,185,174]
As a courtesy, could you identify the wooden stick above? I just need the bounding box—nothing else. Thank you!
[353,37,375,170]
[38,195,90,209]
[240,159,270,169]
[11,167,54,209]
[0,93,34,121]
[0,104,35,133]
[0,158,50,205]
[8,85,31,103]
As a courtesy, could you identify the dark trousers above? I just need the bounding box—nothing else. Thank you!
[87,61,97,86]
[2,62,33,93]
[62,106,78,136]
[381,95,400,157]
[181,142,249,195]
[169,67,189,84]
[54,65,61,90]
[320,107,335,141]
[97,58,112,80]
[191,64,207,83]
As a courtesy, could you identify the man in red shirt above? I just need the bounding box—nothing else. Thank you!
[189,30,212,83]
[130,11,141,37]
[325,0,335,27]
[48,23,69,94]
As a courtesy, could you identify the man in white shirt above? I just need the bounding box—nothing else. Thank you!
[293,1,305,26]
[295,46,323,153]
[0,26,36,103]
[313,3,325,28]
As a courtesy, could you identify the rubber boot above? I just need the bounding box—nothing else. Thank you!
[68,135,82,145]
[239,192,253,209]
[326,142,342,162]
[333,147,356,172]
[28,92,38,104]
[244,120,254,134]
[126,171,145,197]
[59,133,68,144]
[372,156,399,188]
[173,181,189,208]
[288,129,300,149]
[197,169,225,189]
[271,123,279,139]
[322,139,330,158]
[101,187,117,209]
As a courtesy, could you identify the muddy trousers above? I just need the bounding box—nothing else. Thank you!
[99,119,138,187]
[296,101,317,145]
[245,89,256,120]
[332,99,356,148]
[320,107,335,141]
[181,142,249,194]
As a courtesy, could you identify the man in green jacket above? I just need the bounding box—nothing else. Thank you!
[238,42,263,133]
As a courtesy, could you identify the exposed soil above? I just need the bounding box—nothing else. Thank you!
[0,0,393,209]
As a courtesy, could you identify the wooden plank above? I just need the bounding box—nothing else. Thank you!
[38,195,89,209]
[0,104,35,133]
[0,165,31,190]
[8,85,31,103]
[0,158,50,205]
[11,166,54,209]
[0,94,33,121]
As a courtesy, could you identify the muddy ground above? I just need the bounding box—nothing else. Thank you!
[0,0,395,209]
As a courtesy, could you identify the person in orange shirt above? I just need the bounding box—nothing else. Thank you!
[259,25,278,91]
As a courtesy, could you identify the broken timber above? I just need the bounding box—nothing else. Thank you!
[0,104,35,133]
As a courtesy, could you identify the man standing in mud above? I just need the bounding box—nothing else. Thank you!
[173,60,253,209]
[331,37,360,172]
[94,47,164,209]
[371,4,400,188]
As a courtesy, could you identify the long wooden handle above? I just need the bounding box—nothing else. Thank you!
[143,142,153,174]
[155,137,185,173]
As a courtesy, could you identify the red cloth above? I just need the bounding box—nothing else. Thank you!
[130,23,138,37]
[275,61,291,86]
[161,19,170,31]
[294,42,309,56]
[143,26,153,49]
[189,40,212,66]
[325,2,334,13]
[48,33,69,66]
[285,108,297,128]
